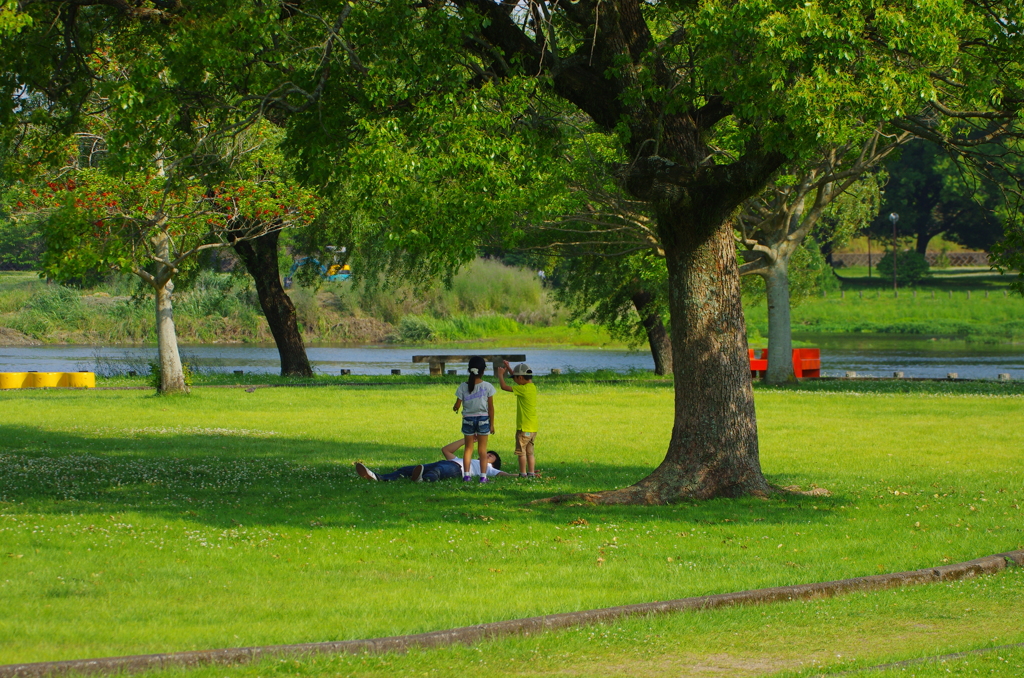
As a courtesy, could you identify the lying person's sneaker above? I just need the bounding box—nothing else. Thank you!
[355,462,377,481]
[479,476,489,484]
[463,474,472,482]
[410,465,425,482]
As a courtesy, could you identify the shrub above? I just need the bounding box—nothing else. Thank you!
[397,315,437,342]
[147,358,197,389]
[0,218,44,271]
[876,250,931,284]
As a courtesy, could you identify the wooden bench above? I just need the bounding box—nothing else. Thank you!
[749,348,820,379]
[412,354,527,377]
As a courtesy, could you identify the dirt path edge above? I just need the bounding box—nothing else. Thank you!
[3,550,1022,678]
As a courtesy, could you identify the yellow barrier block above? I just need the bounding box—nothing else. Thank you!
[64,372,96,388]
[0,372,29,389]
[27,372,63,388]
[0,371,96,389]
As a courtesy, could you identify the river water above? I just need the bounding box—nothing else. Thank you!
[2,337,1023,380]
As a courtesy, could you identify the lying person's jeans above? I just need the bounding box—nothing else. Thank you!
[378,460,462,482]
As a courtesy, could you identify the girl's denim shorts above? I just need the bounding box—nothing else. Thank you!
[461,415,491,435]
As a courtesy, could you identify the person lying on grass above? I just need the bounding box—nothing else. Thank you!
[354,439,513,482]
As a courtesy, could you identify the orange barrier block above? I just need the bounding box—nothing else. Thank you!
[0,372,29,389]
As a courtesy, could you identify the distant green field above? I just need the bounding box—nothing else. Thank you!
[745,271,1024,341]
[836,267,1016,290]
[1,382,1021,671]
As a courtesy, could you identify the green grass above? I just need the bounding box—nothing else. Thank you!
[0,383,1021,670]
[835,267,1015,290]
[114,569,1024,677]
[741,267,1024,342]
[88,370,1024,395]
[745,283,1024,341]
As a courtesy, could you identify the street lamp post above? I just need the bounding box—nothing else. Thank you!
[889,212,899,293]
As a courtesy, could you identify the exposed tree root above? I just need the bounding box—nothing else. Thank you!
[774,484,832,497]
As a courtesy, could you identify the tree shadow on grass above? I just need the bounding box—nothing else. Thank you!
[0,425,844,532]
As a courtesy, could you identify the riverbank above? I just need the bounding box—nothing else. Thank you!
[4,264,1023,349]
[0,265,622,348]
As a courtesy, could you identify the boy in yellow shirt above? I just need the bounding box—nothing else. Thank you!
[497,360,539,477]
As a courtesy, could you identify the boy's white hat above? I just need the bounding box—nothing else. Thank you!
[512,363,533,376]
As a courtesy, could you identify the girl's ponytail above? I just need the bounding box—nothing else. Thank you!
[466,356,487,393]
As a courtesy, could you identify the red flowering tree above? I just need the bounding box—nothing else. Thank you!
[9,135,317,393]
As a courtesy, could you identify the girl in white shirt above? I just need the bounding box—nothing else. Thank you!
[453,356,497,483]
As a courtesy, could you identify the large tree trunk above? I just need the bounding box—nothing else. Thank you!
[631,290,673,376]
[569,221,771,503]
[232,230,313,377]
[763,257,795,384]
[915,228,940,255]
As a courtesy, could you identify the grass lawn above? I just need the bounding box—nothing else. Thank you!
[744,269,1024,340]
[1,381,1022,674]
[132,568,1024,677]
[834,266,1017,289]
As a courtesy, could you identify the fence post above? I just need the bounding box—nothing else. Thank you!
[967,290,971,300]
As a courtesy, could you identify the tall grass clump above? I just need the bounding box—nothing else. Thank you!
[0,275,45,314]
[8,283,85,337]
[345,258,559,324]
[171,270,268,342]
[444,258,546,315]
[396,313,522,342]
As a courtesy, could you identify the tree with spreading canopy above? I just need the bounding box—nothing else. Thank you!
[413,0,1024,502]
[0,1,359,380]
[5,0,1024,499]
[6,125,317,392]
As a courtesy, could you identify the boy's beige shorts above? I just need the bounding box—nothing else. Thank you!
[515,431,537,456]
